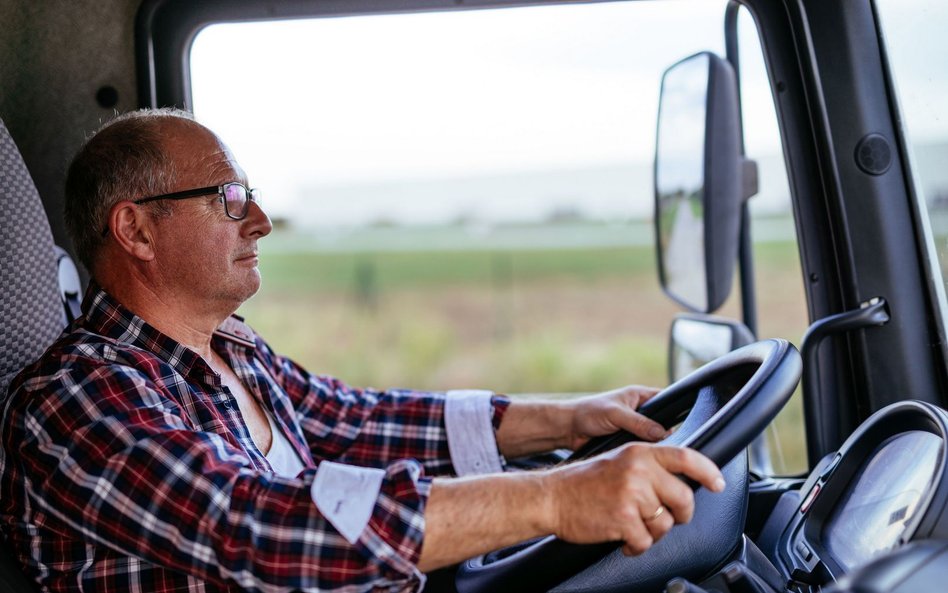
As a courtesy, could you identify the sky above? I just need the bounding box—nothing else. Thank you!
[189,0,948,227]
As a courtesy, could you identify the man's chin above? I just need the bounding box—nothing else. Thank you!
[239,272,262,301]
[216,272,262,312]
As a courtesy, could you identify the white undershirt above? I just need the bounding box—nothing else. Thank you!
[264,410,305,477]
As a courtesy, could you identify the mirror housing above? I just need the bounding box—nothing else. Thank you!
[654,51,745,313]
[668,312,754,383]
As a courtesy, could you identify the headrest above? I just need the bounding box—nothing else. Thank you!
[0,119,66,394]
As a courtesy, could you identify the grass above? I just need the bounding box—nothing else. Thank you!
[238,227,810,474]
[254,246,657,293]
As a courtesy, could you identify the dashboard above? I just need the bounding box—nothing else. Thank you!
[823,430,940,569]
[459,399,948,593]
[766,401,948,591]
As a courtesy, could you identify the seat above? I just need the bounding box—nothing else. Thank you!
[0,116,73,592]
[0,117,63,392]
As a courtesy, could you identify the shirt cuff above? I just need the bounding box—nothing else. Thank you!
[445,390,507,476]
[311,461,386,544]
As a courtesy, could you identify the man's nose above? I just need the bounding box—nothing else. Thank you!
[242,201,272,238]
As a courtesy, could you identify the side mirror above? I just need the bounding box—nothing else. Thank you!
[668,313,754,383]
[654,51,747,313]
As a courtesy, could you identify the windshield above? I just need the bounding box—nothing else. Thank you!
[188,0,807,473]
[189,1,730,395]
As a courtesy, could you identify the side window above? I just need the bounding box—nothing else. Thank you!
[874,1,948,346]
[738,7,809,475]
[190,2,731,396]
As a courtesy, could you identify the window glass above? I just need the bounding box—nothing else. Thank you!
[738,7,809,475]
[874,0,948,350]
[190,1,728,395]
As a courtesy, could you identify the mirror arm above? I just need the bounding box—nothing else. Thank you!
[738,158,759,336]
[726,3,760,336]
[739,204,758,338]
[742,158,759,202]
[738,163,759,339]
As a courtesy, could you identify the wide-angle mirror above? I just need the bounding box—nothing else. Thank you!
[668,313,754,383]
[669,313,774,474]
[654,51,743,313]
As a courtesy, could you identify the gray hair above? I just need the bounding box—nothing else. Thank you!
[64,107,196,272]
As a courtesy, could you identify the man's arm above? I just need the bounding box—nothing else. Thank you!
[264,344,509,475]
[268,337,672,473]
[3,364,432,591]
[496,385,668,459]
[417,442,726,571]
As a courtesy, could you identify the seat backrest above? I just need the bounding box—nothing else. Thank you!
[0,117,68,593]
[0,118,64,395]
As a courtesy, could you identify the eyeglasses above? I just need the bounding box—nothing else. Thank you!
[101,182,261,236]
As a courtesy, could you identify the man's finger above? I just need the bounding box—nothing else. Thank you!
[651,446,726,493]
[641,501,675,540]
[650,469,697,524]
[630,385,661,404]
[611,407,668,441]
[619,523,653,556]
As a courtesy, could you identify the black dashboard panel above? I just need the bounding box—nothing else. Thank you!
[774,401,948,588]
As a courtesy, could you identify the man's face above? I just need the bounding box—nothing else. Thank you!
[147,120,272,315]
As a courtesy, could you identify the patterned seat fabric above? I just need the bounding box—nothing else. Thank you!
[0,117,66,593]
[0,118,64,395]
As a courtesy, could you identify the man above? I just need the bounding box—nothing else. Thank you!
[0,109,724,592]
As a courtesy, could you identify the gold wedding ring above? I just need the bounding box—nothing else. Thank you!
[645,506,665,522]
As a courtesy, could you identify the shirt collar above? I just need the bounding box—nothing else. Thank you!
[81,284,257,379]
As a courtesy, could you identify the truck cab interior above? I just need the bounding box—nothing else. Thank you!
[3,0,948,592]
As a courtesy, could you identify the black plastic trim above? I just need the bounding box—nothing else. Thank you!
[795,0,947,420]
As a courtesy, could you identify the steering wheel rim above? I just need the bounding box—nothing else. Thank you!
[455,338,802,593]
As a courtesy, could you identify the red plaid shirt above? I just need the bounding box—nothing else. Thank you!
[0,287,508,592]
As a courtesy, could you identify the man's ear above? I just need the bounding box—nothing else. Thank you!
[107,202,157,262]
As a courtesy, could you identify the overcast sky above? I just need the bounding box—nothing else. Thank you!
[190,0,948,225]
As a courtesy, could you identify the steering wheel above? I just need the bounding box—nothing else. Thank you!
[455,338,802,593]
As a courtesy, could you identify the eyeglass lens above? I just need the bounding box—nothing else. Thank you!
[223,183,250,219]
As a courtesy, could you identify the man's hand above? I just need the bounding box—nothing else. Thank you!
[418,442,726,570]
[495,385,667,459]
[563,385,667,451]
[545,443,725,555]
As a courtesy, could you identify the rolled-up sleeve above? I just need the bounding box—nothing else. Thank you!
[444,389,507,475]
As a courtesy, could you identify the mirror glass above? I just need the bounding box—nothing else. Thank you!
[655,53,709,311]
[669,315,734,382]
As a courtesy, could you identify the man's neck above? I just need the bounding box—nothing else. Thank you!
[99,271,232,361]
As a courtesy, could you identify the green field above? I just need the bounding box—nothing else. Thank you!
[238,227,810,474]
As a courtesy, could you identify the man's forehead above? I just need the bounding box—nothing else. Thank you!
[160,119,247,185]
